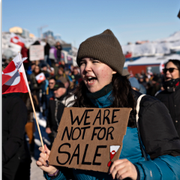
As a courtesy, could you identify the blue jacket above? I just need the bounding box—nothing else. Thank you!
[45,90,180,180]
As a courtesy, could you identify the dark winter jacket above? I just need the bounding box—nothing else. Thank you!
[46,98,65,132]
[156,83,180,137]
[2,94,31,179]
[44,42,51,56]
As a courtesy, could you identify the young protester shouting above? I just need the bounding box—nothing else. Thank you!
[37,29,180,180]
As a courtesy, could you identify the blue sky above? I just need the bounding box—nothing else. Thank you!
[2,0,180,47]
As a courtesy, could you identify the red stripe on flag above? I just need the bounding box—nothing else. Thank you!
[3,61,16,73]
[2,72,28,94]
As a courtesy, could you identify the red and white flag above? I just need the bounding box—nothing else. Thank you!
[2,54,30,94]
[2,54,27,85]
[159,61,165,74]
[36,73,46,83]
[107,145,120,167]
[10,33,25,48]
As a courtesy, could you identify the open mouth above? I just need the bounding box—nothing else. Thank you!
[86,76,97,84]
[166,77,172,81]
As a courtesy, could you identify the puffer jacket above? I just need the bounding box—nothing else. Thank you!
[156,84,180,137]
[45,90,180,180]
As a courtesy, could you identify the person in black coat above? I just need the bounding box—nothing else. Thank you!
[156,59,180,137]
[2,93,31,180]
[54,41,62,64]
[44,39,51,66]
[46,82,66,148]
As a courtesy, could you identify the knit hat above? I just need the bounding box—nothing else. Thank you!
[77,29,125,75]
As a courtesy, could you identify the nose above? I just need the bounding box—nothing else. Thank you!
[84,62,92,72]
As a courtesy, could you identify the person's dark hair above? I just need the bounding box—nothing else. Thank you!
[72,73,136,127]
[49,76,56,81]
[33,65,41,75]
[165,59,180,76]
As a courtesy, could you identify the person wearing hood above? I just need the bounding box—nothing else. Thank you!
[156,59,180,137]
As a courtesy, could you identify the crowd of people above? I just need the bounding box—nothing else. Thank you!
[2,30,180,180]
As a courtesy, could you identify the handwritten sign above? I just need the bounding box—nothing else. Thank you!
[49,107,131,173]
[29,45,44,61]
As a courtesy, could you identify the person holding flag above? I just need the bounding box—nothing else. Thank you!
[37,29,180,180]
[2,53,45,180]
[2,93,31,180]
[2,54,31,180]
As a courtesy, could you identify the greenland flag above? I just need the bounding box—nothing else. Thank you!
[10,33,25,48]
[2,54,27,85]
[2,55,29,94]
[36,73,46,83]
[107,145,120,167]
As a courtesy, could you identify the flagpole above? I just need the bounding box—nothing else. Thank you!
[19,53,44,148]
[28,90,44,148]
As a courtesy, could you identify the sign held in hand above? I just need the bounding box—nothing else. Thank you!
[30,45,44,61]
[49,107,131,173]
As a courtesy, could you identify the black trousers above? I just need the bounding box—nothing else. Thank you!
[3,160,31,180]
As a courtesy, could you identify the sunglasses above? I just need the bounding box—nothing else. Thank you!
[163,68,178,74]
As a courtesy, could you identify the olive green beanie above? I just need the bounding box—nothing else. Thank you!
[77,29,125,75]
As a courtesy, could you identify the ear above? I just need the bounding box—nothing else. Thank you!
[112,71,117,74]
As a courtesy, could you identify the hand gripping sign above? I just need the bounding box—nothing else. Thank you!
[49,107,131,173]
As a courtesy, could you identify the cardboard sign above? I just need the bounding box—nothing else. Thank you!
[49,107,131,173]
[30,45,44,61]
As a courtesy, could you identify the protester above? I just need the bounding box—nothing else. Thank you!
[138,75,147,94]
[41,63,50,79]
[3,93,31,180]
[44,39,51,66]
[46,77,56,103]
[45,81,66,147]
[37,29,180,180]
[21,44,29,70]
[129,77,140,91]
[49,46,57,68]
[28,64,43,111]
[122,69,130,77]
[72,66,82,87]
[156,59,180,137]
[54,41,62,64]
[64,68,76,92]
[55,66,68,82]
[147,75,161,96]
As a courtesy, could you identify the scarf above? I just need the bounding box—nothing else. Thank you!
[86,83,114,108]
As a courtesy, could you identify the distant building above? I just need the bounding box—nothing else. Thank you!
[29,33,35,38]
[22,29,30,38]
[9,26,23,35]
[9,26,32,38]
[54,34,61,40]
[43,30,54,38]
